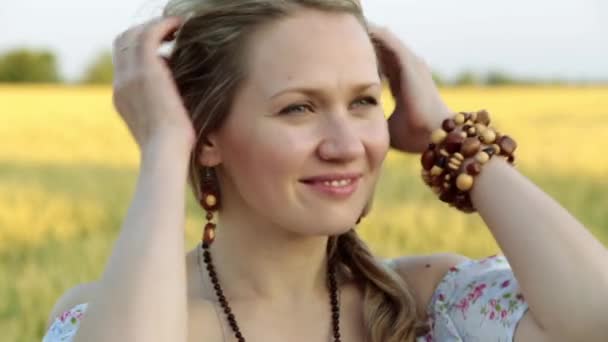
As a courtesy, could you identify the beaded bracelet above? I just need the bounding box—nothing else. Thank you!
[420,110,518,213]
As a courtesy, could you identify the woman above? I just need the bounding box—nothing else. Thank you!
[43,0,608,341]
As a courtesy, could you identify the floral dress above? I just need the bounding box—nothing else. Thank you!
[43,255,528,342]
[413,255,529,342]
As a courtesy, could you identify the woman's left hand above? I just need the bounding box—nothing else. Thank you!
[370,25,452,154]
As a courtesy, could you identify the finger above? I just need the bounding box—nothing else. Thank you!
[369,32,403,94]
[113,19,155,53]
[112,21,151,72]
[369,25,417,62]
[162,27,179,42]
[116,17,178,75]
[140,16,185,62]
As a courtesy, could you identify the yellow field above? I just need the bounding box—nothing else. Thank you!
[1,85,607,341]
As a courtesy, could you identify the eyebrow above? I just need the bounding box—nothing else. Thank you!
[269,82,382,100]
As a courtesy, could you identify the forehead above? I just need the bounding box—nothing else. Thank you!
[244,9,379,93]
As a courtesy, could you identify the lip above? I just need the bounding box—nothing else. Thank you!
[300,172,363,183]
[300,173,363,199]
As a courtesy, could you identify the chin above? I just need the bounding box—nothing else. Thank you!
[294,215,359,237]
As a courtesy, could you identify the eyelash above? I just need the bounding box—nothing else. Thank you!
[279,103,314,115]
[352,96,379,107]
[278,96,379,115]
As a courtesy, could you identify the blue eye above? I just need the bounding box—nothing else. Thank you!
[279,103,314,115]
[352,96,379,107]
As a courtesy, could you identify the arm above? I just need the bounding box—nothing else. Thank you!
[64,16,195,341]
[72,135,190,342]
[471,156,608,341]
[369,26,608,342]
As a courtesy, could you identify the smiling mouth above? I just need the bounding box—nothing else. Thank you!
[317,179,354,187]
[299,174,362,198]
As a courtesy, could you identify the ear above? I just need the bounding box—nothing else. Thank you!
[197,132,222,167]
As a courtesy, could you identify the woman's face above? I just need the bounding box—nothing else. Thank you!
[208,8,389,236]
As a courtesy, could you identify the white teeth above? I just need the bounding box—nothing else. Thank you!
[322,179,352,187]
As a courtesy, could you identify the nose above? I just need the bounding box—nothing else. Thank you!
[317,116,365,162]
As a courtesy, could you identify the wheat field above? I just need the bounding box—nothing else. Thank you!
[1,85,607,341]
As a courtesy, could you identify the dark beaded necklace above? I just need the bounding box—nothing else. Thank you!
[199,243,342,342]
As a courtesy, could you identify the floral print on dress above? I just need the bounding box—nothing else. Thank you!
[416,255,529,342]
[42,303,88,342]
[43,256,528,341]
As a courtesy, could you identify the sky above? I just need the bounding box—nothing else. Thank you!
[1,0,606,82]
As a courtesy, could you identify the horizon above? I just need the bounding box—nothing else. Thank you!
[1,0,607,82]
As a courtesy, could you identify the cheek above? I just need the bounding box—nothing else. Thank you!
[220,120,312,190]
[362,115,390,167]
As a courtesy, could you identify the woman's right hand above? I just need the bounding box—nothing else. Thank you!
[112,16,196,153]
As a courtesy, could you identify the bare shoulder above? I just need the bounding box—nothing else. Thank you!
[387,253,470,318]
[46,281,99,329]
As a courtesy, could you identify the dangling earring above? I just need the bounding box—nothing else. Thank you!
[200,167,220,247]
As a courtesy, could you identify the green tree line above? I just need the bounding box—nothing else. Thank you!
[0,48,113,84]
[0,48,603,86]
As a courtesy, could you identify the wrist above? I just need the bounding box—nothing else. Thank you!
[420,110,518,212]
[141,131,194,166]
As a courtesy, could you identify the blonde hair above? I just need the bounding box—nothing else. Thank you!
[163,0,426,340]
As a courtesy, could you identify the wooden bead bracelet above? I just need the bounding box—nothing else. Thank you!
[420,110,518,213]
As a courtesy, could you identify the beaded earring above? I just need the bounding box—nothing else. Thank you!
[200,167,220,247]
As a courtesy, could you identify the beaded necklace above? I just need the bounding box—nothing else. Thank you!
[197,243,342,342]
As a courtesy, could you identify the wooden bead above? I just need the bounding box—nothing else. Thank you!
[467,127,477,137]
[475,151,490,164]
[448,156,462,166]
[483,146,496,157]
[421,149,435,170]
[439,149,450,157]
[492,144,501,155]
[480,128,497,144]
[203,224,216,244]
[469,111,478,121]
[439,189,456,203]
[436,156,447,168]
[461,138,481,157]
[456,173,474,191]
[206,194,217,207]
[475,109,491,125]
[432,173,445,186]
[453,152,464,161]
[442,119,456,132]
[421,170,432,185]
[448,162,460,171]
[466,162,482,175]
[200,191,220,211]
[454,113,466,124]
[474,123,486,133]
[454,193,468,206]
[431,129,448,144]
[498,135,517,155]
[430,165,443,176]
[445,131,465,153]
